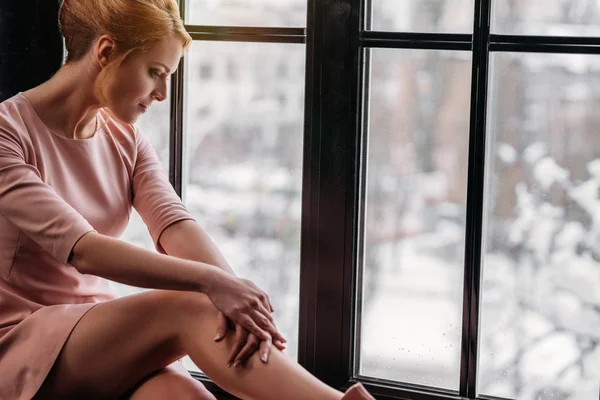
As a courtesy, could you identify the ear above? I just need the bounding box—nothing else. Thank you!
[95,35,117,69]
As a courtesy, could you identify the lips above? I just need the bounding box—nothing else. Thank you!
[138,104,148,112]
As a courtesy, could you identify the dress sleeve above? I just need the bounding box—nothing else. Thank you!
[0,126,96,264]
[132,130,195,253]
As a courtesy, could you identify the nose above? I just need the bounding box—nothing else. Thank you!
[152,79,168,102]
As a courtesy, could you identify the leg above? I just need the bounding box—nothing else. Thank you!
[34,289,370,400]
[125,362,215,400]
[173,296,372,400]
[34,290,196,400]
[177,302,342,400]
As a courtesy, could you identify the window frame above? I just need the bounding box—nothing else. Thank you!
[169,0,600,399]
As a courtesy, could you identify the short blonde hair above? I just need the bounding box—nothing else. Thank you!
[59,0,192,101]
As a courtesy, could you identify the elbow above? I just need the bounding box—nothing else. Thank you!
[69,231,99,275]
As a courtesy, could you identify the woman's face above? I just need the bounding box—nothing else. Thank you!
[103,35,183,124]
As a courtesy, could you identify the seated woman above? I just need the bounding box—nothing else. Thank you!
[0,0,375,399]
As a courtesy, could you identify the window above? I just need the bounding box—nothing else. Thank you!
[479,52,600,400]
[185,0,306,27]
[492,0,600,36]
[116,0,600,399]
[358,48,471,390]
[370,0,474,33]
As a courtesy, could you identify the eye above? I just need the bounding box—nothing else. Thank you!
[149,69,162,79]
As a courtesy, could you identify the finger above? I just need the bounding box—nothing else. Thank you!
[253,310,287,344]
[270,317,287,344]
[233,334,261,366]
[274,339,286,351]
[265,294,275,313]
[239,316,271,343]
[254,301,274,324]
[259,336,272,363]
[214,312,228,342]
[259,293,272,316]
[227,326,248,367]
[246,282,273,319]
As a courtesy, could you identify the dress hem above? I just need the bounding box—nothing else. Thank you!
[0,302,103,400]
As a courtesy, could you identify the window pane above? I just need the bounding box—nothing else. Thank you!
[480,52,600,399]
[112,90,172,297]
[186,0,307,27]
[492,0,600,36]
[358,49,471,389]
[182,41,305,372]
[370,0,474,33]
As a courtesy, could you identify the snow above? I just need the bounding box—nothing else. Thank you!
[569,180,600,223]
[588,158,600,179]
[522,333,580,381]
[523,142,548,164]
[554,222,586,252]
[533,157,570,190]
[497,142,518,164]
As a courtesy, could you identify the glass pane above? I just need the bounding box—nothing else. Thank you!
[112,89,172,297]
[492,0,600,36]
[370,0,474,33]
[182,41,305,373]
[359,49,471,389]
[186,0,307,27]
[480,52,600,399]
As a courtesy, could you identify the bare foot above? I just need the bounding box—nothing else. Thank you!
[342,383,375,400]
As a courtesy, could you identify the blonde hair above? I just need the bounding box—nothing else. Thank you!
[59,0,192,103]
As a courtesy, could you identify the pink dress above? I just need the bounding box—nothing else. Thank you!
[0,93,194,400]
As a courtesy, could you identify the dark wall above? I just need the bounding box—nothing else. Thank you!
[0,1,64,102]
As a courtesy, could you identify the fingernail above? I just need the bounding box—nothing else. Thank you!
[227,362,232,368]
[261,353,268,363]
[214,333,221,341]
[233,361,240,368]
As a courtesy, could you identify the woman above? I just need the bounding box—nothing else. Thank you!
[0,0,375,399]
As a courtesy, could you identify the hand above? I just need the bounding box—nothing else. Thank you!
[214,312,287,366]
[205,269,286,344]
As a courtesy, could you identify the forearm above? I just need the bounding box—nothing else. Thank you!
[159,219,236,276]
[70,231,220,293]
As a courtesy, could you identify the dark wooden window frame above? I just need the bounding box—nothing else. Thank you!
[170,1,600,399]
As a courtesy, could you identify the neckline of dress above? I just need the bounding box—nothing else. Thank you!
[18,92,103,144]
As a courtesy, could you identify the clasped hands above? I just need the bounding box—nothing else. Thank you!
[206,269,287,368]
[214,311,286,368]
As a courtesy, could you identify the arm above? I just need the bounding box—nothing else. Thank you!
[158,219,236,276]
[69,231,284,343]
[70,230,215,293]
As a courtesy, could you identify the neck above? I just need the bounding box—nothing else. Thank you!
[23,63,102,140]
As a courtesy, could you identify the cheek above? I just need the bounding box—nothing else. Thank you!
[103,76,148,123]
[108,70,151,102]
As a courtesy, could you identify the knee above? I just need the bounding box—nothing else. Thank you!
[152,290,218,322]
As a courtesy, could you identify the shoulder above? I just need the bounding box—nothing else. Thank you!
[0,94,33,155]
[0,94,27,132]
